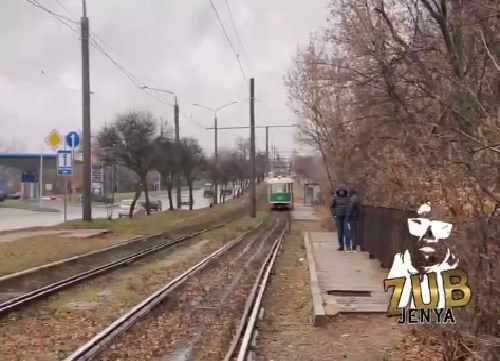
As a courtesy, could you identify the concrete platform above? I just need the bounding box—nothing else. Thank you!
[304,232,390,325]
[291,204,318,221]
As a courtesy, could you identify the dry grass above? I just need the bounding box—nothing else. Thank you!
[0,193,254,275]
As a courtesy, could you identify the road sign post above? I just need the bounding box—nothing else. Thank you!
[65,131,80,219]
[58,147,73,223]
[57,150,73,176]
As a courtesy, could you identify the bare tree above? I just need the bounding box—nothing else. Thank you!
[178,137,205,210]
[286,0,500,358]
[97,110,157,217]
[153,130,178,210]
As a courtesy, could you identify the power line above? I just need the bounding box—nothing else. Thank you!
[223,0,251,74]
[208,0,247,81]
[23,0,205,129]
[50,0,77,19]
[24,0,79,33]
[25,0,77,24]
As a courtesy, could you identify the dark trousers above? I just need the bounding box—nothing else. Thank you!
[334,216,347,249]
[347,218,358,249]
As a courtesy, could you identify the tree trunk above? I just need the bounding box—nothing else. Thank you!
[129,182,142,218]
[165,176,174,210]
[188,179,194,210]
[142,176,151,216]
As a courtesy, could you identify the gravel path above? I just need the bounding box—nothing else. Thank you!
[0,215,263,361]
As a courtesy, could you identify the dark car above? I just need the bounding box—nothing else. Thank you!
[0,191,6,202]
[7,192,21,200]
[140,198,162,212]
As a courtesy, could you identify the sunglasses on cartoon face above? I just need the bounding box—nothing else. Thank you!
[407,218,452,256]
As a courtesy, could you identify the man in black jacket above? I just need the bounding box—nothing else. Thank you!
[330,185,350,251]
[346,188,360,252]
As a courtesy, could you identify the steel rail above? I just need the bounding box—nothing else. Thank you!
[64,220,267,361]
[227,226,286,361]
[0,223,227,316]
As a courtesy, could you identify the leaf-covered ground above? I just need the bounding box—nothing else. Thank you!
[0,213,264,361]
[256,212,442,361]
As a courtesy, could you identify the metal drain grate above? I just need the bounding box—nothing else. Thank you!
[327,290,372,297]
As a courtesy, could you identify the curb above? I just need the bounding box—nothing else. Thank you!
[303,232,327,327]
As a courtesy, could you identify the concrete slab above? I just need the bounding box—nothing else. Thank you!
[0,229,109,244]
[306,232,390,315]
[292,204,319,221]
[303,232,327,327]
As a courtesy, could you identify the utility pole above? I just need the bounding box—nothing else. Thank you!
[192,101,238,205]
[139,85,180,207]
[214,113,218,204]
[203,124,298,181]
[81,0,92,221]
[174,97,181,209]
[265,126,269,177]
[249,78,256,218]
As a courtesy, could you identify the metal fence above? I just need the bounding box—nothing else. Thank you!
[359,205,417,269]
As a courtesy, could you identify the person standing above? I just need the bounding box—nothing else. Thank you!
[346,188,360,252]
[330,185,350,251]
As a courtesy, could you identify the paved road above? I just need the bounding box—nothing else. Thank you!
[0,189,231,232]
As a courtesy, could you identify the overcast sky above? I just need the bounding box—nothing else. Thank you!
[0,0,328,156]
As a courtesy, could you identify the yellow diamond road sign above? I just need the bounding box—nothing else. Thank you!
[45,129,62,151]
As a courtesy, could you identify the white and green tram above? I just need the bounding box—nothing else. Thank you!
[266,176,294,211]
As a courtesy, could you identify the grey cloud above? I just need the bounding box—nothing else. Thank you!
[0,0,328,156]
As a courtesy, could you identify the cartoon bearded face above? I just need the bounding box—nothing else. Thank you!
[406,203,457,274]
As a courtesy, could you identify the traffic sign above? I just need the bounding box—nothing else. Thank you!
[66,131,80,148]
[92,183,103,196]
[45,129,63,151]
[57,150,73,176]
[21,171,35,183]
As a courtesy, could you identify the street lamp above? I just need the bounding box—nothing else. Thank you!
[140,84,182,209]
[192,101,238,205]
[140,85,177,104]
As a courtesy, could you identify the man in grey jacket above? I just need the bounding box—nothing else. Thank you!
[330,185,350,251]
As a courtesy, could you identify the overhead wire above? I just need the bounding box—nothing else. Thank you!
[25,0,77,25]
[50,0,76,19]
[223,0,252,74]
[24,0,205,129]
[208,0,247,82]
[25,0,79,33]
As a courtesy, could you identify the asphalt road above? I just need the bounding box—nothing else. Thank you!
[0,189,230,232]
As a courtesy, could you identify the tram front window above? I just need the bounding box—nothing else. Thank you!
[271,184,286,193]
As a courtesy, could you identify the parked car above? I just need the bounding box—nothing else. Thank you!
[0,191,6,202]
[203,183,214,198]
[138,198,162,212]
[117,199,146,218]
[7,192,21,200]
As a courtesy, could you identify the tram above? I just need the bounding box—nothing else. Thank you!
[266,176,294,211]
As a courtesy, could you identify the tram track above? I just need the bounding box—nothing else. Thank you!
[62,213,286,361]
[0,207,249,316]
[0,213,267,360]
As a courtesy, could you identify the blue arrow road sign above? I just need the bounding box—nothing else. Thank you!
[57,150,73,176]
[66,131,80,148]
